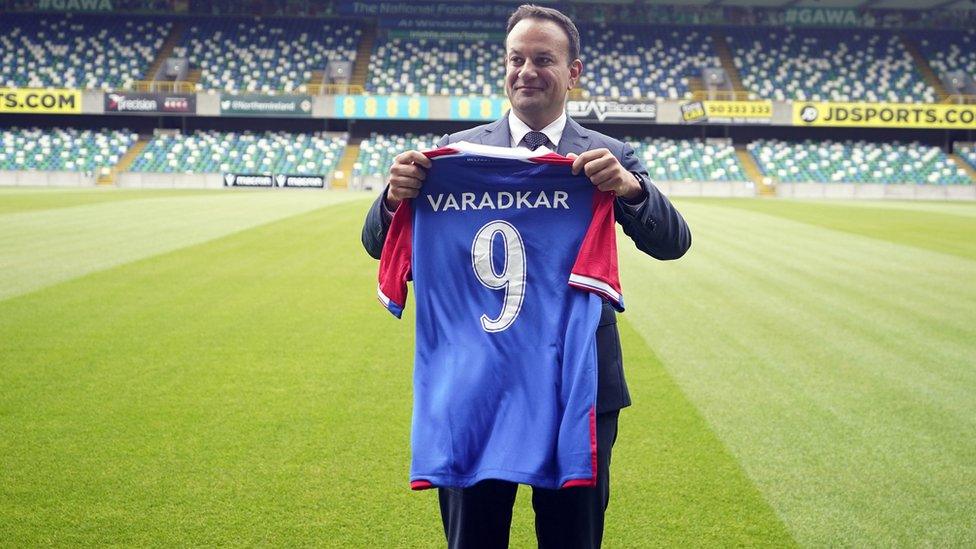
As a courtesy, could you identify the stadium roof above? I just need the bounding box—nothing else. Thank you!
[643,0,976,11]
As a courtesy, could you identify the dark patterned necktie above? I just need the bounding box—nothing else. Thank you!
[522,131,550,151]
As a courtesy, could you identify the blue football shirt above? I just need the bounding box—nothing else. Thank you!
[378,142,623,490]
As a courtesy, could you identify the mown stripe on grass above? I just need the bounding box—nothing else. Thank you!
[620,199,976,546]
[0,187,228,215]
[699,198,976,260]
[0,190,370,301]
[1,198,795,547]
[0,199,433,546]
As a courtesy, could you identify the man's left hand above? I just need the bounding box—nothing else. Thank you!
[569,149,643,201]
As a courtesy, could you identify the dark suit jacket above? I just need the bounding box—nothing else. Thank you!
[362,114,691,412]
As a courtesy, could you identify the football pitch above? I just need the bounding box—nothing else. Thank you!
[1,187,974,546]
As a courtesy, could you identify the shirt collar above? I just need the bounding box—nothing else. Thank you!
[509,111,567,150]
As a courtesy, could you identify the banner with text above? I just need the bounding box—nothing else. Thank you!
[0,88,81,114]
[220,94,312,117]
[681,100,773,124]
[334,95,429,120]
[793,102,976,129]
[566,99,657,123]
[104,92,195,114]
[342,1,518,19]
[275,174,326,188]
[450,97,510,121]
[224,173,326,188]
[34,0,113,12]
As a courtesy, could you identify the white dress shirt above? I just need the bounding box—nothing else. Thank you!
[509,111,566,151]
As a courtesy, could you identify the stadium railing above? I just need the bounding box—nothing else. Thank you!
[132,80,196,94]
[304,83,365,96]
[942,94,976,105]
[691,90,757,101]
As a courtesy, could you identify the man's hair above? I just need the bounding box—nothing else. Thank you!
[506,4,581,63]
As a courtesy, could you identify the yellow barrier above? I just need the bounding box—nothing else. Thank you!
[132,81,196,93]
[692,90,757,101]
[0,88,81,114]
[305,83,365,96]
[943,94,976,105]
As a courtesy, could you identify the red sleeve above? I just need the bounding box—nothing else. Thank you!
[568,191,624,312]
[377,200,413,318]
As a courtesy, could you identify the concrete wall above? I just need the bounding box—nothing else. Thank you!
[657,180,756,197]
[117,172,224,188]
[777,183,976,200]
[0,170,95,186]
[351,176,757,197]
[116,172,337,189]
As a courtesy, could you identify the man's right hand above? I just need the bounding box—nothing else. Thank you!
[385,150,432,210]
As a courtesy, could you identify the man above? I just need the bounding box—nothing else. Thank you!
[362,5,691,548]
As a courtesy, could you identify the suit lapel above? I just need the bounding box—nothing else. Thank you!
[557,117,590,156]
[473,113,511,147]
[472,113,588,153]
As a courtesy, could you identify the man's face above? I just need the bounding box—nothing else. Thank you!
[504,18,581,124]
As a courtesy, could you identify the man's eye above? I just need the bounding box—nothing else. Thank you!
[509,57,523,65]
[537,58,552,65]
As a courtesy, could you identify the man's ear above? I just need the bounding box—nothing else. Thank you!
[568,59,583,89]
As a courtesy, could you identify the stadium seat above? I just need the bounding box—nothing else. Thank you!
[726,28,936,102]
[956,143,976,172]
[0,127,136,172]
[627,137,747,181]
[353,133,441,177]
[749,139,971,184]
[916,29,976,84]
[366,38,505,96]
[0,14,171,90]
[173,18,360,92]
[130,131,347,175]
[579,25,719,99]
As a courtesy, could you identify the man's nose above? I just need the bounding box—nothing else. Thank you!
[518,61,539,80]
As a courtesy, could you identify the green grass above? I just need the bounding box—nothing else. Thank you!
[1,190,974,546]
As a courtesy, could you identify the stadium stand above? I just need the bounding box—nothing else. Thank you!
[173,18,361,92]
[130,131,347,175]
[957,143,976,170]
[364,24,719,99]
[579,25,719,99]
[0,127,136,173]
[628,137,747,182]
[916,29,976,82]
[0,14,171,90]
[366,38,505,96]
[353,133,441,178]
[726,28,937,102]
[749,140,971,184]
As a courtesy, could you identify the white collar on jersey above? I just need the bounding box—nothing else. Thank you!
[508,111,567,151]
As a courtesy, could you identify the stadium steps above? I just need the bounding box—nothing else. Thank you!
[350,23,378,90]
[185,68,202,86]
[687,76,704,98]
[949,153,976,182]
[332,137,363,190]
[710,31,749,99]
[900,34,949,101]
[98,137,149,186]
[143,21,185,83]
[735,145,773,196]
[303,70,325,92]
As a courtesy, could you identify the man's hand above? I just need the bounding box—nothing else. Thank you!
[385,150,432,210]
[569,149,643,201]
